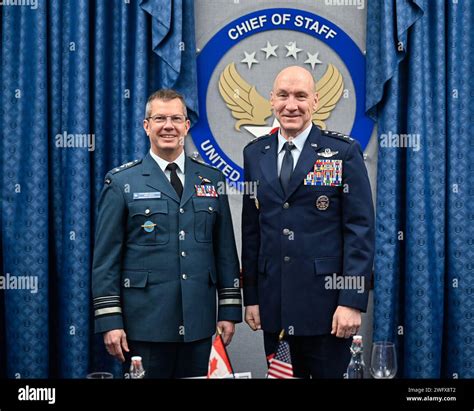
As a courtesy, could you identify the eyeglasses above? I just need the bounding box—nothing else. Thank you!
[146,114,187,125]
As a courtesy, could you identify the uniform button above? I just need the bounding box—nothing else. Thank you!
[283,202,290,209]
[208,206,213,211]
[284,256,291,263]
[182,274,187,280]
[145,208,151,215]
[282,228,290,235]
[181,251,186,257]
[179,208,184,214]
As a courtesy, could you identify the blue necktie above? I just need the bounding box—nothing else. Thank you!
[280,142,295,195]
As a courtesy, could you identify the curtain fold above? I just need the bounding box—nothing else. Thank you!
[2,2,50,379]
[1,0,198,378]
[139,0,198,122]
[367,0,473,378]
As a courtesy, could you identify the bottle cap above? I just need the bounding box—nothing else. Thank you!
[131,356,142,361]
[352,335,363,341]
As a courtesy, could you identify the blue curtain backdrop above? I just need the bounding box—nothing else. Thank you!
[0,0,198,378]
[366,0,473,378]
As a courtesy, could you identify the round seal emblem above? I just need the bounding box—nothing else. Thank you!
[191,8,374,186]
[316,195,330,211]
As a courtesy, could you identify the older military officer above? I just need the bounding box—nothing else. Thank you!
[242,67,374,378]
[92,89,242,378]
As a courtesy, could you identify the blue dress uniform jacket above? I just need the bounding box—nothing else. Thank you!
[92,153,242,342]
[242,126,374,336]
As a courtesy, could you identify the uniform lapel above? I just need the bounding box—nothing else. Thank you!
[180,157,202,207]
[259,134,285,199]
[142,152,180,203]
[284,126,322,200]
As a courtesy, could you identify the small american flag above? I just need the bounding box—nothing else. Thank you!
[267,340,293,379]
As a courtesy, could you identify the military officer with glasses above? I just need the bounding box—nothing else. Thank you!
[92,89,242,378]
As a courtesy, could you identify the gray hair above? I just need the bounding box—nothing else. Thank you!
[145,89,188,118]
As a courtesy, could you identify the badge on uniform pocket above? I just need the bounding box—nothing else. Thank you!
[141,221,156,232]
[316,195,330,211]
[304,159,342,186]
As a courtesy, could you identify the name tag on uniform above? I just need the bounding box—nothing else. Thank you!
[195,185,218,197]
[304,159,343,186]
[133,192,161,200]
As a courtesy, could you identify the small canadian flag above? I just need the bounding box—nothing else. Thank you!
[207,332,233,378]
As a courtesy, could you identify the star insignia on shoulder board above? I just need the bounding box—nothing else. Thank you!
[323,129,354,142]
[111,159,142,174]
[244,134,271,148]
[338,133,353,141]
[120,159,140,169]
[189,157,220,171]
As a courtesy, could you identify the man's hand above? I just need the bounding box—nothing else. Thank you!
[331,306,361,338]
[217,321,235,346]
[245,305,261,331]
[103,329,129,362]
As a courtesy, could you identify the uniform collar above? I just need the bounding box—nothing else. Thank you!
[259,125,322,200]
[149,149,185,174]
[277,123,313,154]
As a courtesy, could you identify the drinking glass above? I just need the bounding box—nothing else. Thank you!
[370,341,397,379]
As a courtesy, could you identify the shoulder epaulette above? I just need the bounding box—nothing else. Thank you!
[110,159,142,174]
[189,156,220,171]
[322,129,354,143]
[244,134,272,148]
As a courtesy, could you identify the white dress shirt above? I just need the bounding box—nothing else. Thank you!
[277,123,313,175]
[149,149,185,186]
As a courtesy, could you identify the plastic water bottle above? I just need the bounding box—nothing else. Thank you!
[346,335,365,379]
[130,356,145,379]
